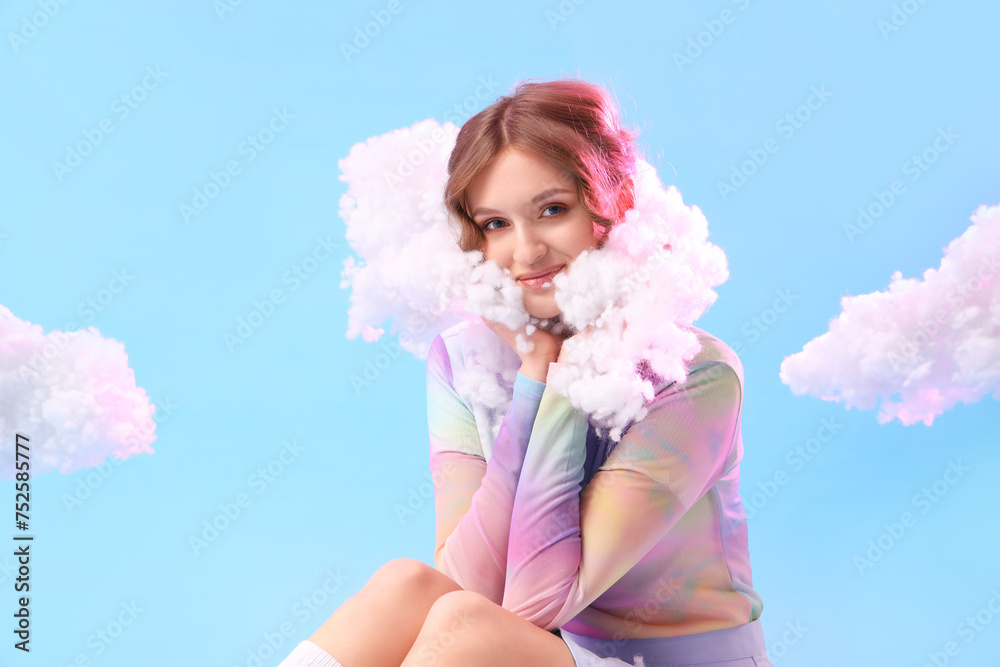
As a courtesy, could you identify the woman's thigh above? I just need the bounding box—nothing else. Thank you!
[308,559,464,666]
[403,590,577,667]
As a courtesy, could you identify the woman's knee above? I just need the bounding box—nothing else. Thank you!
[364,558,460,600]
[407,592,499,662]
[423,590,490,630]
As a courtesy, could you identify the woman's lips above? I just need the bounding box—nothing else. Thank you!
[518,266,563,290]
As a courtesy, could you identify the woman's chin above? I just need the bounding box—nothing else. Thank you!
[525,304,562,322]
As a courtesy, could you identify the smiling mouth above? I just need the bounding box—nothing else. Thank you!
[518,267,562,289]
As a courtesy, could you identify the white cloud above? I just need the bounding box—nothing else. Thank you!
[780,202,1000,425]
[0,305,156,478]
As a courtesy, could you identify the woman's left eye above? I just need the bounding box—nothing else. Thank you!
[542,204,566,216]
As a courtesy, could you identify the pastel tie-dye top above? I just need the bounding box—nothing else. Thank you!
[426,320,764,638]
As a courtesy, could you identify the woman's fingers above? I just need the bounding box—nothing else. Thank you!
[481,316,564,365]
[480,316,517,347]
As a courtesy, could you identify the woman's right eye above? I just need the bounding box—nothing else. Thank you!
[481,219,504,232]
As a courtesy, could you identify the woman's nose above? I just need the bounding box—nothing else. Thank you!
[512,226,547,266]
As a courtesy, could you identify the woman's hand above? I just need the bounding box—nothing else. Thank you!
[481,316,568,383]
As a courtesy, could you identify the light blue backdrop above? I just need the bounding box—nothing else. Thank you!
[1,1,998,665]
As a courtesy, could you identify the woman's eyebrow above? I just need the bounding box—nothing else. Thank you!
[470,187,574,218]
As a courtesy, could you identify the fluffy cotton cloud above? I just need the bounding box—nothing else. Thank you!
[542,169,728,439]
[339,118,729,440]
[338,119,470,359]
[0,305,156,478]
[780,202,1000,425]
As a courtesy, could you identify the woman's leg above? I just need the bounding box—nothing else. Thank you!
[400,590,577,667]
[306,558,464,667]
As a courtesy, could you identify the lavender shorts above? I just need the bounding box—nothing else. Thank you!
[555,620,772,667]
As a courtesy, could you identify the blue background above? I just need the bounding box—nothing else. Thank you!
[1,1,998,665]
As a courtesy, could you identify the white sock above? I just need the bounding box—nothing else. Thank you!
[277,640,346,667]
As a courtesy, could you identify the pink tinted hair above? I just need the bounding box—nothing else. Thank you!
[445,78,641,252]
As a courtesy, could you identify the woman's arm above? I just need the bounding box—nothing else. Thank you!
[426,334,546,604]
[502,359,744,631]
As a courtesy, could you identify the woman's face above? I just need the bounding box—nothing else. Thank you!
[465,147,604,319]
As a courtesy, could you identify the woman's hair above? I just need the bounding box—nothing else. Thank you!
[445,78,640,253]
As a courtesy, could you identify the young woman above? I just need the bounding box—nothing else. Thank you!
[280,78,770,667]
